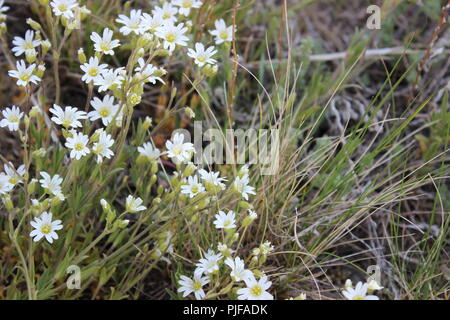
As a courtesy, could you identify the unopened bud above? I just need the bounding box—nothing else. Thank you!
[142,116,152,131]
[27,18,41,31]
[37,64,46,78]
[41,40,51,56]
[154,49,169,57]
[78,48,86,64]
[26,49,37,63]
[202,64,218,77]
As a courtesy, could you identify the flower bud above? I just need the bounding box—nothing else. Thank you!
[33,148,47,158]
[106,209,116,224]
[142,116,153,131]
[127,93,141,106]
[154,49,169,57]
[27,18,42,31]
[41,40,51,56]
[202,64,218,77]
[239,201,252,209]
[117,219,129,229]
[183,162,197,177]
[37,64,46,78]
[184,107,195,119]
[78,48,86,64]
[26,49,37,64]
[2,195,14,211]
[0,22,6,35]
[27,179,37,194]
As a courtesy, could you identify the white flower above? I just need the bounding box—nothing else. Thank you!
[344,279,353,289]
[65,131,90,160]
[172,0,202,17]
[165,132,195,163]
[50,0,78,19]
[134,58,164,84]
[90,28,120,55]
[218,242,234,256]
[209,19,233,45]
[30,211,63,244]
[155,22,189,53]
[8,60,41,87]
[213,210,236,230]
[237,274,274,300]
[152,3,178,23]
[12,30,41,57]
[198,169,226,190]
[178,274,209,300]
[180,175,205,198]
[195,249,223,277]
[187,43,217,67]
[126,195,146,213]
[0,106,24,131]
[94,68,125,92]
[238,164,249,177]
[367,279,384,292]
[80,56,108,84]
[92,131,114,163]
[138,142,161,161]
[225,257,252,282]
[4,162,26,185]
[247,209,257,220]
[49,104,87,128]
[342,281,379,300]
[233,175,256,200]
[0,173,13,195]
[31,198,46,215]
[116,9,144,36]
[0,0,9,13]
[39,172,63,197]
[141,13,165,33]
[260,241,274,255]
[88,95,120,126]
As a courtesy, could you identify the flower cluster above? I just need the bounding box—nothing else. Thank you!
[0,0,280,302]
[342,278,383,300]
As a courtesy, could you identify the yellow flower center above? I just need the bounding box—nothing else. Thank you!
[172,146,182,156]
[9,115,19,123]
[88,68,99,77]
[100,43,110,51]
[197,55,206,63]
[99,107,110,118]
[25,42,34,50]
[20,73,31,82]
[166,33,176,43]
[219,31,229,40]
[224,220,231,227]
[182,1,193,8]
[58,4,68,12]
[163,13,171,20]
[41,224,51,234]
[191,185,199,194]
[250,285,262,297]
[74,142,84,151]
[192,280,202,291]
[353,295,365,300]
